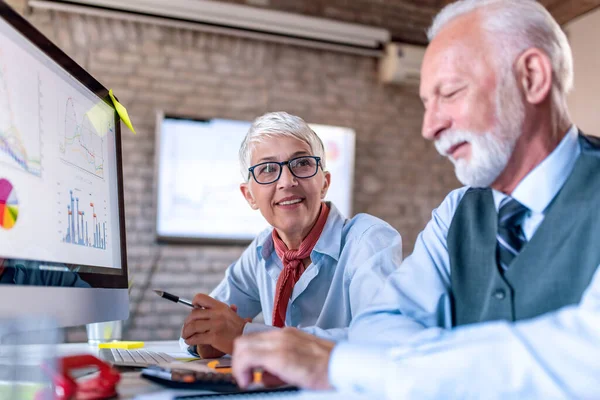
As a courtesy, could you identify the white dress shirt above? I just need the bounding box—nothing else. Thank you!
[330,126,600,398]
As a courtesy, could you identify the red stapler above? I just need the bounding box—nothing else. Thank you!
[36,354,120,400]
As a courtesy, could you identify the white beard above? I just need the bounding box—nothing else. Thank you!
[435,72,525,188]
[435,129,513,187]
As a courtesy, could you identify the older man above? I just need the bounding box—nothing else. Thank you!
[231,0,600,398]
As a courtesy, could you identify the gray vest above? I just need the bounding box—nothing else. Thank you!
[447,134,600,327]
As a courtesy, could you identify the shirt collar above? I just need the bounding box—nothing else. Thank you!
[493,125,580,213]
[256,202,345,262]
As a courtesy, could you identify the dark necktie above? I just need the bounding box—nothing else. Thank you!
[496,197,529,271]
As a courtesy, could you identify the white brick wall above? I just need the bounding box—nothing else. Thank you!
[13,6,458,342]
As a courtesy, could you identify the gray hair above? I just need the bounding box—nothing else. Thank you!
[427,0,573,101]
[239,112,327,181]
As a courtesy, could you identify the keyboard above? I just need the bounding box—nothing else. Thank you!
[98,348,176,367]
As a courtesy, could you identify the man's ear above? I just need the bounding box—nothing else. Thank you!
[240,183,259,210]
[320,172,331,199]
[515,47,553,105]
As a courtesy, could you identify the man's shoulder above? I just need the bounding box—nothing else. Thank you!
[343,187,472,239]
[433,186,472,218]
[579,133,600,156]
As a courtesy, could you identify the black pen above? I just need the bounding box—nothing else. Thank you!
[153,289,200,357]
[153,289,193,307]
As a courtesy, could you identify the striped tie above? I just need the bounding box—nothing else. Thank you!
[496,197,529,271]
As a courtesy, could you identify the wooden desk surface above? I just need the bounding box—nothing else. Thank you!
[0,341,371,399]
[0,340,200,399]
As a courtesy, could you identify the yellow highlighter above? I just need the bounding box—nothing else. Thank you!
[98,341,145,350]
[206,360,262,384]
[207,360,232,374]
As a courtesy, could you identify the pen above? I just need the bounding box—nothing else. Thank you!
[153,289,199,357]
[152,289,193,307]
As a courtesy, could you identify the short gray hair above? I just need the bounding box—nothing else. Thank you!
[427,0,573,98]
[239,112,327,181]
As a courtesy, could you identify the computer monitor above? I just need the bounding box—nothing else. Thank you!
[0,2,129,328]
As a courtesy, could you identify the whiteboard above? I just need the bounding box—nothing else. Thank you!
[155,115,355,242]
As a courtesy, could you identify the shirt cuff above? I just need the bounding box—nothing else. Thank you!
[329,342,392,396]
[178,336,189,351]
[242,322,279,335]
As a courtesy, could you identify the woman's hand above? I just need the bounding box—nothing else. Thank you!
[195,344,226,359]
[181,294,251,354]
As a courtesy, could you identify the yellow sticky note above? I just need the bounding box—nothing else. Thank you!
[108,89,136,134]
[98,341,145,349]
[85,102,110,138]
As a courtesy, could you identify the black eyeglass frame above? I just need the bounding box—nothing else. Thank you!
[248,156,322,185]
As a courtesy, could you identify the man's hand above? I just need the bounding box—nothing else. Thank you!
[181,294,250,355]
[232,328,335,390]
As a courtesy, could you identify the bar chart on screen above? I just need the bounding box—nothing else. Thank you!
[57,185,108,250]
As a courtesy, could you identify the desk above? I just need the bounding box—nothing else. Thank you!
[0,340,185,399]
[0,340,373,400]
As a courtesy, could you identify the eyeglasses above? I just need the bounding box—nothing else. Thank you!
[248,156,322,185]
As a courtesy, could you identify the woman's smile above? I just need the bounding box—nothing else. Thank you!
[275,195,305,209]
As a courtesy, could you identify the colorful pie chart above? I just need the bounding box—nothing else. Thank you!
[0,178,18,229]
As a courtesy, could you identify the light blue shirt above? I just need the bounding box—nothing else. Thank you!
[181,203,402,349]
[330,126,600,398]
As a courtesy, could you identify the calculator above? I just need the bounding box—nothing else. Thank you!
[141,366,239,393]
[141,366,299,397]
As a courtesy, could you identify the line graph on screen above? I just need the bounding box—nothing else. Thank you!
[58,96,112,179]
[0,53,43,177]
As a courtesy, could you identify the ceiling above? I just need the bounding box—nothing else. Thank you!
[214,0,600,45]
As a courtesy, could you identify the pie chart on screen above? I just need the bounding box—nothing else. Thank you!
[0,178,18,229]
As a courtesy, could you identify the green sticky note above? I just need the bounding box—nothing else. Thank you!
[109,89,136,134]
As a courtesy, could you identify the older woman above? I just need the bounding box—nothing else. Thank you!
[181,112,402,357]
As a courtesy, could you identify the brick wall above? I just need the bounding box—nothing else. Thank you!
[6,0,25,14]
[14,4,457,341]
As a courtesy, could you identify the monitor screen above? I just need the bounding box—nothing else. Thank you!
[155,115,355,242]
[0,3,128,327]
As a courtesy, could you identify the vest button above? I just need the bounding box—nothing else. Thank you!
[493,289,506,300]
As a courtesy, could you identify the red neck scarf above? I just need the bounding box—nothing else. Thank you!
[271,203,330,327]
